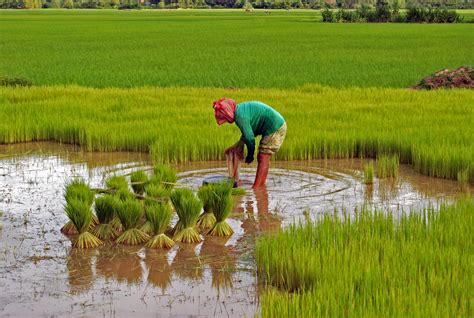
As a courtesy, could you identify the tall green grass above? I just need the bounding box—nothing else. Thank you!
[1,85,472,183]
[0,10,472,88]
[256,197,473,317]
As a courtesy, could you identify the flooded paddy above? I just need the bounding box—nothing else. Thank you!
[0,143,470,317]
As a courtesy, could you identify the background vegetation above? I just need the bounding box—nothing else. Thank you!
[0,10,473,88]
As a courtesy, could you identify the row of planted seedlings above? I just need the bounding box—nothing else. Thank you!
[60,165,238,249]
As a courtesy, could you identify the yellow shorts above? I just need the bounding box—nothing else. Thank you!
[259,122,287,155]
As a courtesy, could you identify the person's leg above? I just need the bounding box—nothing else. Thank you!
[253,153,271,188]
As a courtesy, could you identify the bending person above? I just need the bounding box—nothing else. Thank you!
[213,98,287,188]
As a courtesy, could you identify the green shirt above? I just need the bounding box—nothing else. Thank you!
[235,101,285,160]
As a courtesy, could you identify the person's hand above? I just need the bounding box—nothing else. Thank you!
[225,144,244,160]
[245,155,254,164]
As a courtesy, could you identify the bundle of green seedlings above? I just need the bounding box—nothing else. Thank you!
[363,161,374,185]
[61,179,97,235]
[65,198,103,248]
[150,164,177,190]
[256,197,473,317]
[196,185,217,230]
[141,184,172,234]
[206,181,234,237]
[130,170,148,195]
[144,202,174,249]
[92,195,121,240]
[377,154,399,178]
[105,175,133,232]
[115,198,150,245]
[170,188,202,243]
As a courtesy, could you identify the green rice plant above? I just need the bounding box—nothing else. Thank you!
[196,185,217,230]
[61,178,95,235]
[145,202,174,249]
[0,86,473,184]
[115,199,150,245]
[92,195,120,240]
[65,198,103,249]
[231,187,246,196]
[457,168,470,192]
[150,165,177,189]
[145,183,171,200]
[206,182,234,237]
[257,197,473,317]
[105,175,129,192]
[364,161,374,184]
[377,154,399,178]
[130,170,148,195]
[170,188,202,243]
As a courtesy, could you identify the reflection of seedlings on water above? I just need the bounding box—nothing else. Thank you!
[145,249,173,293]
[364,184,374,203]
[95,246,143,285]
[200,236,236,292]
[172,244,203,281]
[378,179,399,202]
[66,248,96,295]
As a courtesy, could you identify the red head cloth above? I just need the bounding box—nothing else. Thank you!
[213,98,236,125]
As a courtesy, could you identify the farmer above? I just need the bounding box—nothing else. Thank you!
[213,98,287,188]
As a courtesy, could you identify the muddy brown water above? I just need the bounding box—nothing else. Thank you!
[0,142,470,317]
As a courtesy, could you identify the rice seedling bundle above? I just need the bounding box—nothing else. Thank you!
[206,182,234,237]
[105,175,129,192]
[150,165,177,190]
[130,170,148,195]
[377,154,399,178]
[115,199,150,245]
[145,184,171,200]
[65,198,103,249]
[364,161,374,184]
[145,202,174,249]
[170,188,202,243]
[61,179,96,235]
[92,195,120,240]
[196,185,217,230]
[257,197,473,317]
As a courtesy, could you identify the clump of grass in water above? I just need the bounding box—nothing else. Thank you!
[457,168,470,192]
[150,165,177,189]
[145,202,174,249]
[105,175,129,192]
[130,170,148,195]
[257,197,473,317]
[65,198,103,249]
[62,179,96,235]
[207,182,234,237]
[92,195,120,240]
[170,188,202,243]
[115,199,150,245]
[377,154,399,178]
[196,185,217,230]
[364,161,374,184]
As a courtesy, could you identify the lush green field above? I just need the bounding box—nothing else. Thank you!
[0,85,473,182]
[0,10,473,89]
[256,196,473,317]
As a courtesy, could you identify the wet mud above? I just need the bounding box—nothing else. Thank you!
[0,142,470,317]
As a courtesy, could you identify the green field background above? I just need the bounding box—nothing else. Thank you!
[1,10,473,88]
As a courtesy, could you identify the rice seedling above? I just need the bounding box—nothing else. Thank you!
[115,199,150,245]
[61,179,96,235]
[145,183,171,200]
[144,202,174,249]
[363,161,374,184]
[105,175,129,192]
[170,188,202,243]
[457,168,470,192]
[196,185,217,230]
[231,187,246,196]
[130,170,148,195]
[92,195,120,240]
[65,198,103,249]
[150,165,177,189]
[377,154,399,178]
[257,197,473,317]
[206,182,234,237]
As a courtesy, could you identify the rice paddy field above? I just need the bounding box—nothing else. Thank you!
[0,8,473,318]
